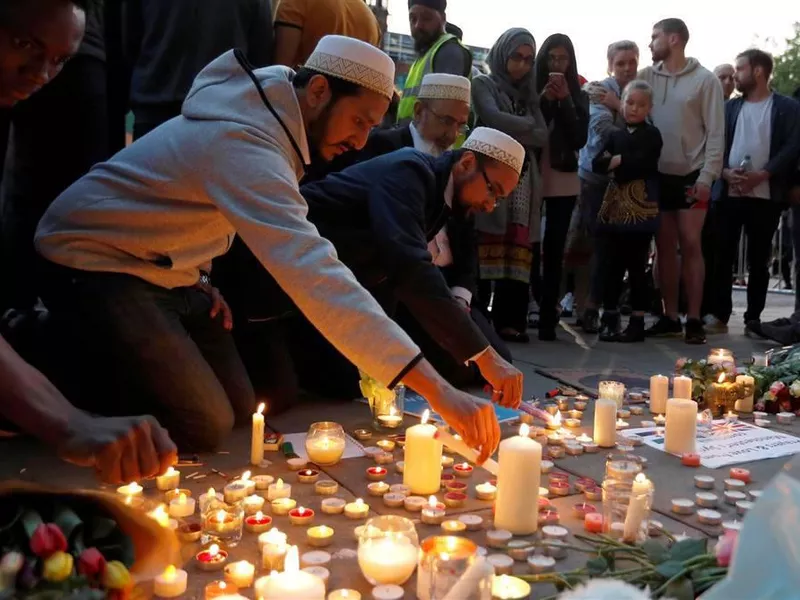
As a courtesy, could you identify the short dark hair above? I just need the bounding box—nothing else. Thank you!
[737,48,774,78]
[0,0,95,27]
[654,18,690,44]
[292,67,363,102]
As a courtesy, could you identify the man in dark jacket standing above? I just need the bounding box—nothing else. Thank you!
[708,49,800,334]
[301,127,524,403]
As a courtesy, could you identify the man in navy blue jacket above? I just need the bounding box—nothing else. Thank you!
[707,48,800,333]
[301,127,525,405]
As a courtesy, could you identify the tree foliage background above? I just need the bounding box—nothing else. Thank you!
[772,22,800,97]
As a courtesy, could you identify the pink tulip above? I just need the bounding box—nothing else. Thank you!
[714,530,738,567]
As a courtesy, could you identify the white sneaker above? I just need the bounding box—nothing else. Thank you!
[560,293,574,316]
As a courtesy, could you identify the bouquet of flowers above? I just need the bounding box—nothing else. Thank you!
[0,483,179,599]
[754,379,800,414]
[674,358,726,401]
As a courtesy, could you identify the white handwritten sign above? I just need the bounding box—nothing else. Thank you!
[625,421,800,469]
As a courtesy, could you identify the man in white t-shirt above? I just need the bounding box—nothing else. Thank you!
[707,48,800,332]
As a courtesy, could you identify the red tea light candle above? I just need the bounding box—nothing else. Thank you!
[374,451,394,465]
[366,466,388,481]
[288,506,315,526]
[445,481,468,494]
[453,462,474,478]
[729,468,751,484]
[548,480,570,497]
[575,478,596,493]
[367,481,390,496]
[444,492,466,508]
[244,511,272,534]
[584,486,602,502]
[195,544,228,572]
[572,502,597,519]
[297,469,320,484]
[549,472,569,482]
[537,497,552,511]
[538,510,560,526]
[475,482,497,501]
[681,453,701,467]
[584,512,603,533]
[440,474,456,487]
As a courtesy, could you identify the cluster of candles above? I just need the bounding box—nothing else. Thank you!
[668,467,758,530]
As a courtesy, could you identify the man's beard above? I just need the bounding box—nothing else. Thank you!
[307,104,354,161]
[417,137,445,157]
[413,31,439,54]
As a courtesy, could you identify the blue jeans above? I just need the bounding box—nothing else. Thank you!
[42,268,255,451]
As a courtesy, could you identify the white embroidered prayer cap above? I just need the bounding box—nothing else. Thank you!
[304,35,395,101]
[418,73,471,104]
[462,127,525,174]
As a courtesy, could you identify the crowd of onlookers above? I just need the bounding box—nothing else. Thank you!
[0,0,799,484]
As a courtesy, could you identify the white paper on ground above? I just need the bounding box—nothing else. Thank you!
[282,432,365,461]
[700,472,800,600]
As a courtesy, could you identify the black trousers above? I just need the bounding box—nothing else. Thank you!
[711,197,783,323]
[598,231,653,312]
[1,55,109,313]
[478,279,529,333]
[540,196,577,328]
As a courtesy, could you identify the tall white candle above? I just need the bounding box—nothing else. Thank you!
[593,398,617,448]
[665,398,698,455]
[403,411,443,495]
[623,473,652,542]
[673,376,692,400]
[735,375,754,413]
[251,402,265,466]
[494,424,541,535]
[649,375,669,414]
[255,546,325,599]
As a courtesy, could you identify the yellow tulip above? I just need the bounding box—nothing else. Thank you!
[102,560,132,590]
[42,551,74,582]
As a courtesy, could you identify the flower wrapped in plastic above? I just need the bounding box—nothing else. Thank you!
[0,482,180,599]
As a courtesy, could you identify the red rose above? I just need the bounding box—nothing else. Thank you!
[78,547,106,579]
[30,523,67,558]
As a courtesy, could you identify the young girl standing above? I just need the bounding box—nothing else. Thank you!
[592,80,663,342]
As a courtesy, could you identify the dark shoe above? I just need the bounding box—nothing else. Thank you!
[645,316,683,338]
[581,308,600,334]
[598,312,621,342]
[618,316,646,343]
[760,321,798,345]
[538,326,557,341]
[744,320,767,339]
[499,330,530,343]
[684,318,707,345]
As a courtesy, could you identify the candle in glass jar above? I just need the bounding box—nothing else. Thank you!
[224,561,255,588]
[378,406,403,428]
[594,398,617,448]
[665,398,698,455]
[673,376,692,400]
[403,410,443,495]
[251,402,266,466]
[200,487,224,513]
[154,565,187,598]
[267,478,292,501]
[623,474,652,542]
[243,494,265,515]
[168,493,196,518]
[494,424,542,535]
[357,531,418,585]
[307,435,347,466]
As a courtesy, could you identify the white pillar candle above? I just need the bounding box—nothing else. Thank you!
[403,410,443,495]
[665,398,698,455]
[357,533,418,585]
[251,402,266,466]
[735,375,755,413]
[154,565,187,598]
[622,474,651,542]
[650,375,669,414]
[593,398,617,448]
[494,424,541,535]
[260,529,288,571]
[673,376,693,400]
[168,493,196,518]
[255,546,325,599]
[267,478,292,501]
[224,560,255,588]
[156,467,181,491]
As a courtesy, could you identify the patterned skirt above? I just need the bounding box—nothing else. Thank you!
[478,224,534,284]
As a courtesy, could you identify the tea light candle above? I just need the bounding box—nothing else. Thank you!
[178,522,202,543]
[307,525,334,547]
[584,486,602,501]
[543,540,568,560]
[778,411,796,425]
[244,511,272,534]
[321,498,346,515]
[252,475,274,490]
[267,478,291,501]
[540,460,554,474]
[376,439,396,452]
[695,492,718,508]
[298,469,320,484]
[647,520,664,537]
[315,480,339,496]
[117,481,143,498]
[565,442,584,456]
[154,565,187,598]
[594,398,617,448]
[195,544,228,572]
[304,566,330,586]
[682,453,701,467]
[616,419,629,429]
[671,499,694,514]
[547,431,564,446]
[453,462,473,477]
[439,474,455,487]
[574,397,589,411]
[725,490,747,505]
[204,580,237,599]
[328,590,361,600]
[258,546,326,599]
[383,493,406,508]
[630,406,644,416]
[371,585,404,600]
[421,495,446,524]
[584,513,603,533]
[564,418,581,429]
[755,418,771,427]
[475,482,497,501]
[223,481,249,504]
[366,466,388,481]
[289,506,315,526]
[378,407,403,429]
[568,409,583,420]
[224,561,255,589]
[404,410,443,495]
[440,455,455,468]
[538,510,560,526]
[363,446,382,458]
[164,488,192,503]
[403,495,427,512]
[548,481,570,497]
[354,429,373,441]
[572,502,597,519]
[541,526,568,543]
[168,493,196,518]
[243,494,265,515]
[575,478,596,493]
[199,487,223,513]
[445,481,467,494]
[736,500,754,515]
[364,482,388,497]
[300,550,332,569]
[344,498,369,519]
[287,457,309,471]
[724,411,739,423]
[695,475,715,489]
[156,467,181,491]
[507,540,532,562]
[725,478,747,491]
[486,529,512,548]
[441,519,466,533]
[749,490,763,500]
[528,554,556,574]
[374,452,394,465]
[617,409,631,419]
[548,446,565,459]
[389,483,410,495]
[697,509,722,526]
[271,497,297,516]
[395,461,405,474]
[582,442,599,453]
[147,504,172,528]
[722,520,742,533]
[487,554,514,575]
[444,492,466,508]
[458,514,484,531]
[653,414,666,426]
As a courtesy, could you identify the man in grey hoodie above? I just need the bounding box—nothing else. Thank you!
[34,36,506,460]
[638,18,725,345]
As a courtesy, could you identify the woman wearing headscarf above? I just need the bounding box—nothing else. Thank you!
[471,28,548,343]
[534,33,589,341]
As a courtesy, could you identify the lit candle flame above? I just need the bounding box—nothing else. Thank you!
[166,466,176,476]
[148,504,169,527]
[285,545,299,572]
[257,402,265,415]
[458,462,469,470]
[718,372,726,384]
[208,544,219,558]
[255,511,264,520]
[215,510,226,523]
[553,411,563,425]
[163,565,176,581]
[519,423,530,437]
[298,507,306,515]
[428,495,438,508]
[276,478,283,489]
[355,498,364,507]
[389,406,398,416]
[207,487,215,496]
[421,409,430,425]
[219,582,227,591]
[241,470,251,481]
[178,493,186,504]
[635,473,647,483]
